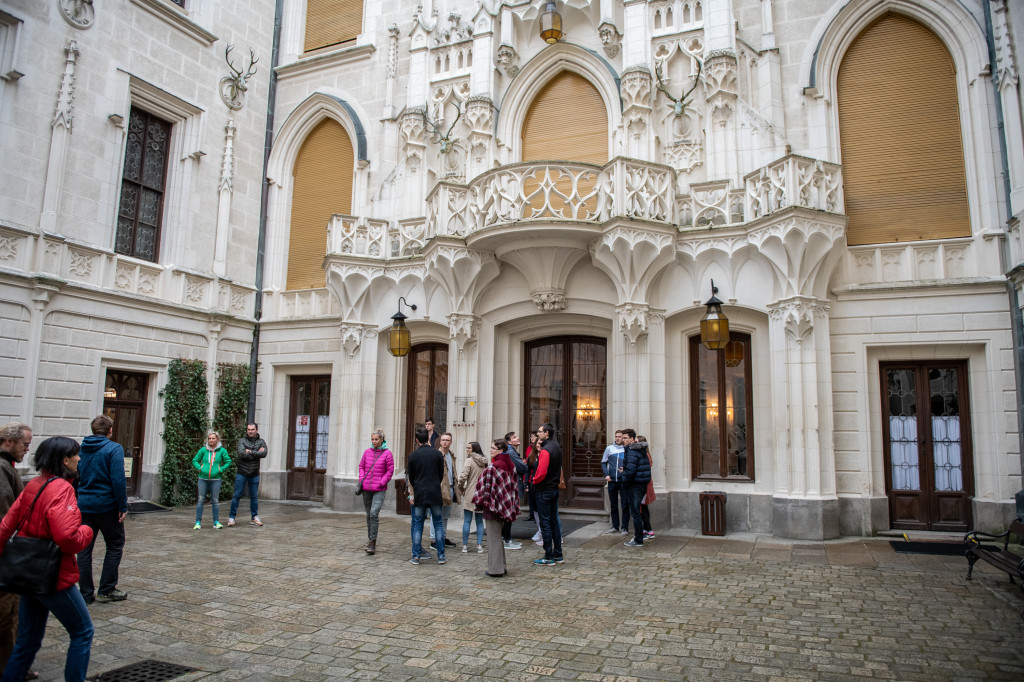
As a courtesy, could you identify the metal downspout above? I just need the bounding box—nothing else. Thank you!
[248,0,284,423]
[983,0,1024,519]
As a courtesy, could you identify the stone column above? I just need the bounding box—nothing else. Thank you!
[767,295,838,540]
[331,322,380,511]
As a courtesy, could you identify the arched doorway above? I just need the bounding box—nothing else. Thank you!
[524,336,607,509]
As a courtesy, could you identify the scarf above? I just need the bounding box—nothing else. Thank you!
[491,451,514,474]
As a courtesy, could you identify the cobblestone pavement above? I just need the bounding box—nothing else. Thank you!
[22,501,1024,680]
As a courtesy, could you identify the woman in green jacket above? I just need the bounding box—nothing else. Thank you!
[192,431,232,529]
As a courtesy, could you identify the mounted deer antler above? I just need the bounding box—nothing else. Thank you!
[224,45,259,103]
[655,57,703,117]
[421,99,463,155]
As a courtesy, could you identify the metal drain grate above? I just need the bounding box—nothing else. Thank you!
[91,660,197,682]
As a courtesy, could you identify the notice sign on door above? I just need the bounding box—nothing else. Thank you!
[124,459,133,477]
[299,415,309,427]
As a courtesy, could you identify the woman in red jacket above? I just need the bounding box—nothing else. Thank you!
[0,436,94,682]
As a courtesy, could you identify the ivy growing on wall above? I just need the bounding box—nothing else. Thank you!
[211,361,253,501]
[159,359,253,507]
[159,358,209,507]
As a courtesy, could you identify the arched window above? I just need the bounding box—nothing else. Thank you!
[287,119,353,290]
[521,71,608,164]
[838,14,970,245]
[304,0,363,53]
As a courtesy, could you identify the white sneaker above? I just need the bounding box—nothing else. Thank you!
[227,518,235,527]
[476,545,484,553]
[503,540,522,550]
[461,545,468,553]
[250,516,263,526]
[531,532,542,542]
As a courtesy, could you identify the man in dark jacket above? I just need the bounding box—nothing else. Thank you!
[502,431,527,550]
[406,426,446,565]
[77,415,129,603]
[532,423,563,565]
[230,423,268,527]
[0,421,31,671]
[620,428,651,547]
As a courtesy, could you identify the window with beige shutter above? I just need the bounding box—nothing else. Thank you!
[304,0,363,53]
[837,14,971,246]
[287,119,354,291]
[521,72,609,218]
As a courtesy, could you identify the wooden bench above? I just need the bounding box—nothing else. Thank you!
[964,519,1024,618]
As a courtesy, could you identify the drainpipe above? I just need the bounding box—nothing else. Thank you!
[983,0,1024,520]
[248,0,284,423]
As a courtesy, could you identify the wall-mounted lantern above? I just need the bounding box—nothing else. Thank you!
[700,279,730,350]
[540,1,564,44]
[387,297,417,358]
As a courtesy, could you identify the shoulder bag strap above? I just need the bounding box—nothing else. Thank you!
[360,451,385,484]
[12,476,59,536]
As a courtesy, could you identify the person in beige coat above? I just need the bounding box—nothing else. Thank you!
[457,441,488,553]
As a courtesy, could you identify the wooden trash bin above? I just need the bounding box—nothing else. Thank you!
[699,491,726,536]
[394,478,411,516]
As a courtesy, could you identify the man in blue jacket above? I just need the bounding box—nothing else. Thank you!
[77,415,129,603]
[601,430,629,535]
[620,428,651,547]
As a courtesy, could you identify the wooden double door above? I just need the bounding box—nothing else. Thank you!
[881,361,974,531]
[286,375,330,501]
[524,336,607,509]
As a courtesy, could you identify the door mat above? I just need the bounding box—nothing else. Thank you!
[127,501,171,514]
[889,540,966,556]
[90,659,196,681]
[510,517,590,539]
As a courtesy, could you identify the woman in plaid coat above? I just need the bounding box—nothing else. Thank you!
[472,439,520,577]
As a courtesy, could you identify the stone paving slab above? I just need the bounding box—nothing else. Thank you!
[19,501,1024,680]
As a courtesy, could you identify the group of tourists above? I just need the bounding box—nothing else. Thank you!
[600,429,656,546]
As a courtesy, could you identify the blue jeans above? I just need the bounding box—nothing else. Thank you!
[0,586,93,682]
[410,504,445,561]
[607,481,630,531]
[229,474,260,519]
[627,484,646,544]
[196,478,222,524]
[462,509,484,546]
[535,488,562,561]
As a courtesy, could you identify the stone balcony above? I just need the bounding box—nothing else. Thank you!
[325,153,845,261]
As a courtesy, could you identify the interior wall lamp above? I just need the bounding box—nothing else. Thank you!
[700,279,730,350]
[387,297,417,358]
[540,1,564,44]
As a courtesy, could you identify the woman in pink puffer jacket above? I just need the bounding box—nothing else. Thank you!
[358,429,394,555]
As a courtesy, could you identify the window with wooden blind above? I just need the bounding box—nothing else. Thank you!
[521,71,608,164]
[287,118,354,290]
[837,14,970,246]
[304,0,362,53]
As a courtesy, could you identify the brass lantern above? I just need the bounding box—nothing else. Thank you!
[700,280,730,350]
[540,1,563,44]
[724,339,744,367]
[387,298,417,358]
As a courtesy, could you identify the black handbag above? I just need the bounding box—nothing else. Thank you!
[0,477,63,595]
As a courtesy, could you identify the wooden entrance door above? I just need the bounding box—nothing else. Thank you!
[881,361,974,531]
[286,375,330,501]
[525,337,607,509]
[404,344,448,468]
[102,370,148,497]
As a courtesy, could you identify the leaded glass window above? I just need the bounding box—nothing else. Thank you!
[689,333,754,480]
[115,108,171,262]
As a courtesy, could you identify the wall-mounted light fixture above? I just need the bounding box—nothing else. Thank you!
[540,1,563,44]
[700,279,730,350]
[387,297,417,357]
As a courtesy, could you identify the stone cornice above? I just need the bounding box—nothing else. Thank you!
[128,0,217,46]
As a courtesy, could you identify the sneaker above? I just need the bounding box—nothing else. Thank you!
[603,527,620,535]
[429,541,438,550]
[437,557,447,565]
[193,522,201,530]
[554,557,564,564]
[624,539,643,547]
[531,532,542,542]
[644,531,655,539]
[462,545,468,553]
[213,522,224,529]
[227,518,235,527]
[409,556,420,565]
[97,589,128,602]
[534,540,544,546]
[476,545,484,553]
[503,540,522,550]
[443,538,456,547]
[250,516,263,526]
[620,529,630,536]
[534,558,556,566]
